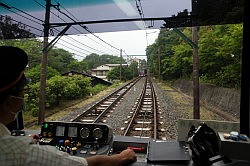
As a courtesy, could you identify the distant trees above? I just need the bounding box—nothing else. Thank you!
[84,53,126,69]
[107,61,139,81]
[147,24,242,89]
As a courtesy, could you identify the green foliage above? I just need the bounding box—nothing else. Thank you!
[46,75,91,105]
[25,65,60,83]
[67,60,88,72]
[25,83,40,116]
[107,65,135,82]
[129,61,139,77]
[25,75,92,116]
[84,53,126,69]
[147,24,242,89]
[48,48,75,73]
[107,67,120,81]
[90,84,108,95]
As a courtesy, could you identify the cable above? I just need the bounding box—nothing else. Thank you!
[1,1,93,57]
[1,1,43,25]
[50,39,88,57]
[64,35,107,55]
[134,0,149,48]
[51,0,122,54]
[34,0,119,56]
[0,15,43,33]
[59,38,95,54]
[50,27,109,55]
[52,2,121,52]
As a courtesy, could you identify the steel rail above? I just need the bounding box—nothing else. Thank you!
[123,77,147,136]
[123,76,159,139]
[72,77,141,122]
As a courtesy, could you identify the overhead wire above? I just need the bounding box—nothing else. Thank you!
[53,41,88,58]
[0,1,44,37]
[1,0,128,59]
[33,0,119,56]
[0,0,95,58]
[33,0,109,56]
[1,1,44,25]
[0,15,43,33]
[59,38,96,55]
[52,0,121,55]
[135,0,149,50]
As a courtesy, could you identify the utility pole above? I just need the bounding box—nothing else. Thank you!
[38,0,51,125]
[158,47,161,82]
[192,26,200,119]
[171,27,200,119]
[120,49,122,82]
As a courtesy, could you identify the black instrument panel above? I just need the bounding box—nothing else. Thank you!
[40,121,113,145]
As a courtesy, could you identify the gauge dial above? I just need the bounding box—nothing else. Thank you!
[68,126,77,137]
[80,127,90,138]
[93,128,103,140]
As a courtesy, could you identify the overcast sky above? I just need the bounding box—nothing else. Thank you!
[54,29,160,61]
[1,0,189,62]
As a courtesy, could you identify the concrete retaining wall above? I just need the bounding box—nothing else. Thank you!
[172,79,240,119]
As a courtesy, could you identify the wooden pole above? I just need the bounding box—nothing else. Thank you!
[192,26,200,119]
[38,0,51,125]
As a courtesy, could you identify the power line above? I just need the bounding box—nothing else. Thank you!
[59,38,95,54]
[51,1,121,52]
[48,26,104,55]
[1,1,43,25]
[64,35,107,55]
[134,0,149,47]
[0,15,43,33]
[33,0,119,56]
[0,1,95,57]
[49,38,88,57]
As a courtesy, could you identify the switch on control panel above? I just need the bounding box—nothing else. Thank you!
[39,121,113,156]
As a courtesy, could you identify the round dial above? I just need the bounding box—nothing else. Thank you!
[93,128,103,139]
[80,127,90,138]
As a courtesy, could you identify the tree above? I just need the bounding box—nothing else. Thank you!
[48,48,75,73]
[107,64,135,81]
[147,24,242,88]
[25,65,60,83]
[0,15,35,39]
[84,53,126,69]
[67,60,88,72]
[129,61,139,77]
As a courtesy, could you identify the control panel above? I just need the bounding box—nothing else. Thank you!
[39,121,113,156]
[38,121,191,165]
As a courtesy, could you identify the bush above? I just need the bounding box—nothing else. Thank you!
[25,75,92,116]
[90,84,107,95]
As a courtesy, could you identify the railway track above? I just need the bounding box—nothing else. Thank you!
[25,76,237,140]
[122,77,165,140]
[71,77,141,123]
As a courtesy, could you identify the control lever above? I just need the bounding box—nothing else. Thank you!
[93,140,100,150]
[127,146,145,152]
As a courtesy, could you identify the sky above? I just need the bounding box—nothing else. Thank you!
[54,29,160,61]
[1,0,189,62]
